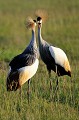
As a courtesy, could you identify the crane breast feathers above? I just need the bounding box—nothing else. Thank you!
[9,54,36,70]
[49,46,68,68]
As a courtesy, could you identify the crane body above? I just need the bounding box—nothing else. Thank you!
[7,18,39,95]
[37,16,71,90]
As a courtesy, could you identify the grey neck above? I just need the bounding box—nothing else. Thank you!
[38,27,43,45]
[23,29,37,54]
[38,26,50,47]
[29,30,36,48]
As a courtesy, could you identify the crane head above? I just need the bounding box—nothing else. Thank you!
[37,17,42,28]
[35,9,48,22]
[25,17,37,30]
[37,17,42,23]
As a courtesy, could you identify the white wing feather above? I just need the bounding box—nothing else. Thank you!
[49,46,68,67]
[19,59,39,85]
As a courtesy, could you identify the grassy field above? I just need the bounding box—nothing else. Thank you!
[0,0,79,119]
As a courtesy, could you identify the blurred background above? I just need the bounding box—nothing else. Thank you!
[0,0,79,120]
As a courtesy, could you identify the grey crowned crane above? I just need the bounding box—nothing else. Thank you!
[37,16,71,90]
[6,17,39,102]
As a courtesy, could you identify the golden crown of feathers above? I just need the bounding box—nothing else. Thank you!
[25,10,48,29]
[25,17,36,29]
[35,9,48,22]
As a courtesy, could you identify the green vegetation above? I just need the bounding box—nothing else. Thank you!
[0,0,79,119]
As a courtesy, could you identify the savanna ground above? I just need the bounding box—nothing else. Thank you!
[0,0,79,120]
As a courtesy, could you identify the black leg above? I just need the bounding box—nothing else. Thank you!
[52,65,60,102]
[48,70,52,91]
[55,65,59,91]
[19,86,22,103]
[55,77,59,91]
[18,86,22,113]
[27,79,30,104]
[48,70,53,101]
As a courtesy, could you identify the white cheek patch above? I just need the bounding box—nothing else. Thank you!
[38,19,42,24]
[40,19,42,23]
